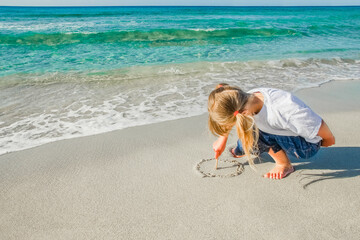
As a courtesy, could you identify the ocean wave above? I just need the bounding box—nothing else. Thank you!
[20,12,132,18]
[1,57,358,87]
[0,27,301,46]
[305,24,360,35]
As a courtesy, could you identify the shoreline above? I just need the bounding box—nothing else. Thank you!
[1,77,359,157]
[1,79,360,239]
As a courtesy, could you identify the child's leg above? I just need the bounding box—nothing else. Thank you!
[265,148,294,179]
[233,131,318,179]
[274,135,321,160]
[263,133,321,180]
[232,139,245,157]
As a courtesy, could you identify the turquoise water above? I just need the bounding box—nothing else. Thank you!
[1,6,360,76]
[1,6,360,154]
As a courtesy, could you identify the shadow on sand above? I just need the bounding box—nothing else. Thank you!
[294,147,360,189]
[252,147,360,189]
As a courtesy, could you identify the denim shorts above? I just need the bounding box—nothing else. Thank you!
[234,130,322,159]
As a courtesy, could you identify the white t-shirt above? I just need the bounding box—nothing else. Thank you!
[247,88,322,144]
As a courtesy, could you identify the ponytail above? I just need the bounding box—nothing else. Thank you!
[234,113,259,167]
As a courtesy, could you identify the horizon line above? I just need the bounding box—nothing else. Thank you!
[1,5,360,7]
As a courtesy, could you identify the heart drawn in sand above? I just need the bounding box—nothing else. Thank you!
[195,158,244,178]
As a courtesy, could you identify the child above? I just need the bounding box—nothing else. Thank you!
[208,83,335,179]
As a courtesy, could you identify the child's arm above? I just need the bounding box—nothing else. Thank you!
[317,119,335,147]
[213,135,228,159]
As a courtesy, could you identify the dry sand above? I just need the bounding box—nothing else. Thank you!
[1,80,359,239]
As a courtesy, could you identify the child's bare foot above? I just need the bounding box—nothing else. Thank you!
[230,148,244,158]
[263,164,294,180]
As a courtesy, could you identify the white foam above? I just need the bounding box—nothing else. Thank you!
[192,28,218,31]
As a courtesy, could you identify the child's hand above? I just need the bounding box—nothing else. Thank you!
[213,135,228,159]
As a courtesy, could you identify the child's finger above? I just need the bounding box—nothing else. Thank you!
[215,151,220,159]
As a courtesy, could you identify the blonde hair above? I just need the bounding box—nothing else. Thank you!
[208,83,259,167]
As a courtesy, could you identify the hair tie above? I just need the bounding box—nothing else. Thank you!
[233,110,239,116]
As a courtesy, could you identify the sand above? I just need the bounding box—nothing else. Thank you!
[0,80,359,239]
